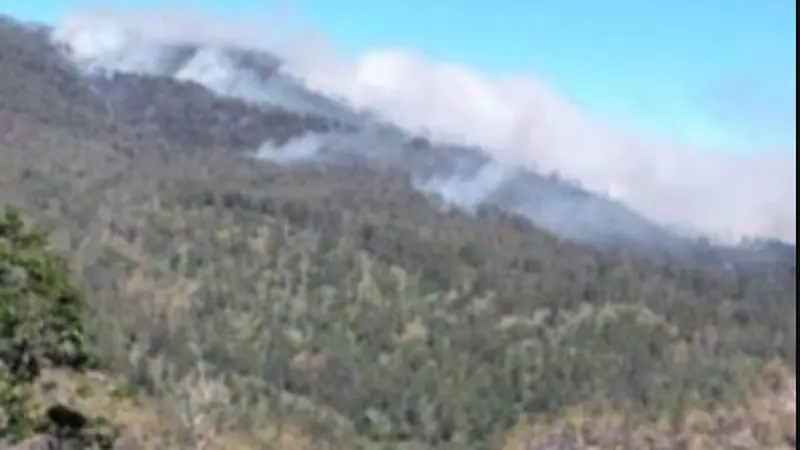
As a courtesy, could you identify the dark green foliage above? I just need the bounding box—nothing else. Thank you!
[0,207,118,448]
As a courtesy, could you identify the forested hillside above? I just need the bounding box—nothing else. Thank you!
[0,15,796,449]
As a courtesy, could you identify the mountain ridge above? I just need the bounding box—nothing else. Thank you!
[1,14,795,275]
[0,13,796,449]
[26,18,792,259]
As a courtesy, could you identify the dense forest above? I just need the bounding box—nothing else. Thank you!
[0,15,796,449]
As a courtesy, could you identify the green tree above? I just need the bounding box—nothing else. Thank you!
[0,207,117,448]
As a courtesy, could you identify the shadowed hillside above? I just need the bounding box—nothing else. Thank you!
[0,14,796,450]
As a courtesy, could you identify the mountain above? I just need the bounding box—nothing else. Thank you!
[38,19,799,264]
[0,14,796,449]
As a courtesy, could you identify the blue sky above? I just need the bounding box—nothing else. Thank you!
[5,0,796,154]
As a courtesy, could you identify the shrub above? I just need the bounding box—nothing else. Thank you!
[0,207,117,448]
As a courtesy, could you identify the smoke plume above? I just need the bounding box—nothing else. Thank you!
[51,6,796,243]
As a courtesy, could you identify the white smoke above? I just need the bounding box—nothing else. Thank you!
[417,161,520,210]
[50,6,796,243]
[257,133,323,164]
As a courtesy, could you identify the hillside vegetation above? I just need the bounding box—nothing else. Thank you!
[0,15,796,449]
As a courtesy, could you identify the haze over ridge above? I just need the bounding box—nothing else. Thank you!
[51,6,796,243]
